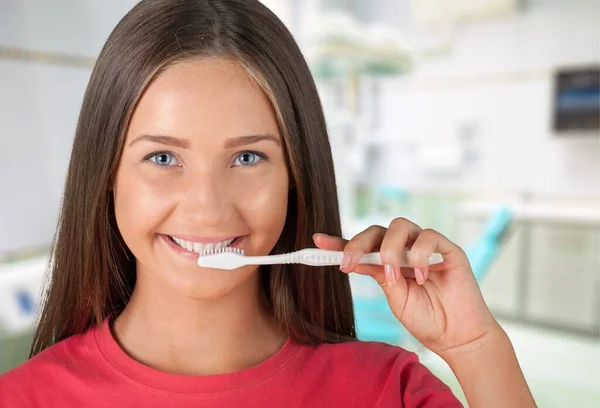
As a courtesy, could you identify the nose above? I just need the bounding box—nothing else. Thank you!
[179,171,236,227]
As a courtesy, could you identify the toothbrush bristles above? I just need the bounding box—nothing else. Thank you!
[200,246,244,257]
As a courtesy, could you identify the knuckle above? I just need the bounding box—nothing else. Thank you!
[390,217,409,227]
[366,224,386,234]
[354,225,384,241]
[344,239,365,254]
[420,228,438,239]
[343,241,359,253]
[455,244,467,258]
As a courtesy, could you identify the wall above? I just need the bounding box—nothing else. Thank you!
[1,0,599,255]
[0,1,138,255]
[373,0,600,197]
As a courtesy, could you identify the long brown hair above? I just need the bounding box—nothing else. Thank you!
[30,0,355,357]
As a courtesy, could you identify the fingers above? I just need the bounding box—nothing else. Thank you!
[339,225,387,273]
[312,232,382,277]
[379,217,422,286]
[312,233,347,251]
[313,220,468,289]
[409,228,467,284]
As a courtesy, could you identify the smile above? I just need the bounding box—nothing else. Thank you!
[167,235,237,254]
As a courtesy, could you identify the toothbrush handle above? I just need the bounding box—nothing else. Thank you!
[360,252,444,266]
[358,252,383,265]
[289,249,443,267]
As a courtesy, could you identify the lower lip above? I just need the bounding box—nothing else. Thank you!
[160,234,244,260]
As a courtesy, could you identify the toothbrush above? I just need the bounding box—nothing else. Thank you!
[197,247,443,270]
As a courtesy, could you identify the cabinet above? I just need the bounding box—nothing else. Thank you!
[459,202,600,336]
[525,225,599,332]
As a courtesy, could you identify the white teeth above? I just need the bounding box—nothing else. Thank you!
[170,236,237,254]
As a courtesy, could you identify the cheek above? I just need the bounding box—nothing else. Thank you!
[232,168,289,247]
[113,166,176,244]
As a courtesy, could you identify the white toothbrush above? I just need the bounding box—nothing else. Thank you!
[197,247,443,270]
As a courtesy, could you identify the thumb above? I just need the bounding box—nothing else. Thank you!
[380,273,410,322]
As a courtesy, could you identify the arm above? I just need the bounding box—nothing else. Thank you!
[314,219,538,407]
[442,325,536,408]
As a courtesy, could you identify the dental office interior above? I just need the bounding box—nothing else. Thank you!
[0,0,599,405]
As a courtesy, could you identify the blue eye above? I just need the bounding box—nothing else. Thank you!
[232,151,265,167]
[146,152,179,167]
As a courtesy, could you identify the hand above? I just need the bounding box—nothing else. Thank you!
[313,218,501,359]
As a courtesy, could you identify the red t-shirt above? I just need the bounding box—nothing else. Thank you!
[0,319,462,407]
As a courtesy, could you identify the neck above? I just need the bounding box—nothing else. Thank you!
[113,269,287,376]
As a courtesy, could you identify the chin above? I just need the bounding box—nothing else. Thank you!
[157,263,261,301]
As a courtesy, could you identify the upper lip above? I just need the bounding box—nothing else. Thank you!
[165,234,242,244]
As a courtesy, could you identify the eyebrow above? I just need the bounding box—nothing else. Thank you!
[128,133,281,149]
[224,134,281,149]
[128,135,190,149]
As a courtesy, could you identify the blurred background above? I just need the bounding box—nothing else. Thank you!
[0,0,598,405]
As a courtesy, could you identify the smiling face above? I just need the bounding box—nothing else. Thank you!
[112,58,289,300]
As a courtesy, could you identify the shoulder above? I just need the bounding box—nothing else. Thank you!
[301,340,462,406]
[2,325,99,380]
[312,339,419,370]
[0,326,101,406]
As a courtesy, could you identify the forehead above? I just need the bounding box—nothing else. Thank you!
[127,58,279,140]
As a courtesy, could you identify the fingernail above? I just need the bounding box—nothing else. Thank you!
[341,252,352,270]
[384,264,396,286]
[414,268,425,285]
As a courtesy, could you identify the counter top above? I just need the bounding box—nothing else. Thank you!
[459,200,600,225]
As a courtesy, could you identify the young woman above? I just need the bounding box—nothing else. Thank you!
[0,1,536,407]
